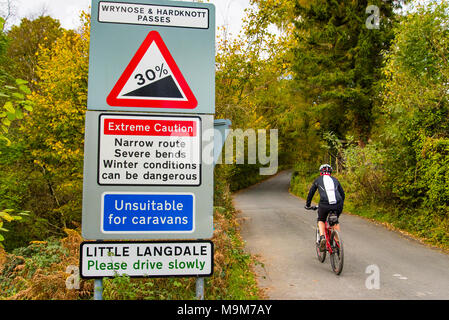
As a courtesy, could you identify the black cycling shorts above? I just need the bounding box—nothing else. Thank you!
[317,203,343,223]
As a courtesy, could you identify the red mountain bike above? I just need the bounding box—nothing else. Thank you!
[308,206,344,275]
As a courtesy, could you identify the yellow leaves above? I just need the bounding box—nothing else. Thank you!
[22,15,89,171]
[30,241,47,245]
[254,115,265,125]
[297,0,312,8]
[63,228,79,238]
[0,246,6,266]
[0,211,14,222]
[0,210,28,224]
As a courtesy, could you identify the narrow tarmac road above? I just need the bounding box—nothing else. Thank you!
[233,171,449,299]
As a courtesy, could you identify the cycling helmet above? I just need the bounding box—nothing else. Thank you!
[319,164,333,175]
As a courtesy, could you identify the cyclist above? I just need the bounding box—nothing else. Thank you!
[304,164,345,251]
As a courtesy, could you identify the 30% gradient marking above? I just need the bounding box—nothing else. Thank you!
[134,63,169,86]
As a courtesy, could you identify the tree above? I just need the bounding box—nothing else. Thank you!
[0,13,89,249]
[19,12,89,231]
[0,0,16,31]
[214,0,303,187]
[0,16,33,248]
[378,1,449,211]
[5,15,64,89]
[292,0,401,146]
[0,16,33,147]
[336,1,449,245]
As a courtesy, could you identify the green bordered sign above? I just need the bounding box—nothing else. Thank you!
[88,0,215,114]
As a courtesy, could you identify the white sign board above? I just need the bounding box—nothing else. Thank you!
[82,112,214,240]
[80,241,213,278]
[98,1,210,29]
[98,114,201,186]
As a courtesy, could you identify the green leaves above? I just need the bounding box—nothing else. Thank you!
[6,16,64,87]
[19,85,31,95]
[378,1,449,211]
[0,209,30,246]
[15,79,28,85]
[0,79,34,145]
[12,92,25,100]
[4,101,15,113]
[15,108,23,119]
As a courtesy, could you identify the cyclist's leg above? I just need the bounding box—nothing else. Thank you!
[332,206,343,238]
[318,221,326,236]
[317,206,329,251]
[317,206,329,236]
[332,224,340,241]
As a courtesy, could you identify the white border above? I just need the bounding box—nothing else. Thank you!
[100,191,196,234]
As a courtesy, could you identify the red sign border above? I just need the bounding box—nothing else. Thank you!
[106,31,198,109]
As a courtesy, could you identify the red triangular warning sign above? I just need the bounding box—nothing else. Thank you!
[106,31,198,109]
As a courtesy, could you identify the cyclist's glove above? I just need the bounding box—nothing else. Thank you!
[304,205,311,210]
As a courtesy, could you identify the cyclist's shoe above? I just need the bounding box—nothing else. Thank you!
[319,235,326,252]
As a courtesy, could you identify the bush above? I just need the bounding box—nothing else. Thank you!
[0,229,92,300]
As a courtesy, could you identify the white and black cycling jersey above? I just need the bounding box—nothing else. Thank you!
[306,175,345,207]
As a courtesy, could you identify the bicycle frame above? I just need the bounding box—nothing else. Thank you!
[309,206,341,255]
[324,221,340,254]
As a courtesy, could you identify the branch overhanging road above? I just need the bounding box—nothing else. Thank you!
[233,171,449,299]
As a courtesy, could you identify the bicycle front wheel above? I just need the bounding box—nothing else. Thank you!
[330,230,344,275]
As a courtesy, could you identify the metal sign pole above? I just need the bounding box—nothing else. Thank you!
[193,120,231,301]
[93,239,103,300]
[94,278,103,300]
[195,277,204,300]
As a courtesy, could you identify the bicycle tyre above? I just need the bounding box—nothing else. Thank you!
[330,230,344,275]
[315,228,326,263]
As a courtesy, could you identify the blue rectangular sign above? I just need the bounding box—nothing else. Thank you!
[102,192,194,233]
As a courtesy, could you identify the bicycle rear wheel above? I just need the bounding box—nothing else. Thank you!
[330,230,344,275]
[315,228,326,263]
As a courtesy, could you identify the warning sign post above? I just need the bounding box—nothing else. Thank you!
[87,0,215,114]
[82,111,214,240]
[83,0,215,241]
[83,0,217,295]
